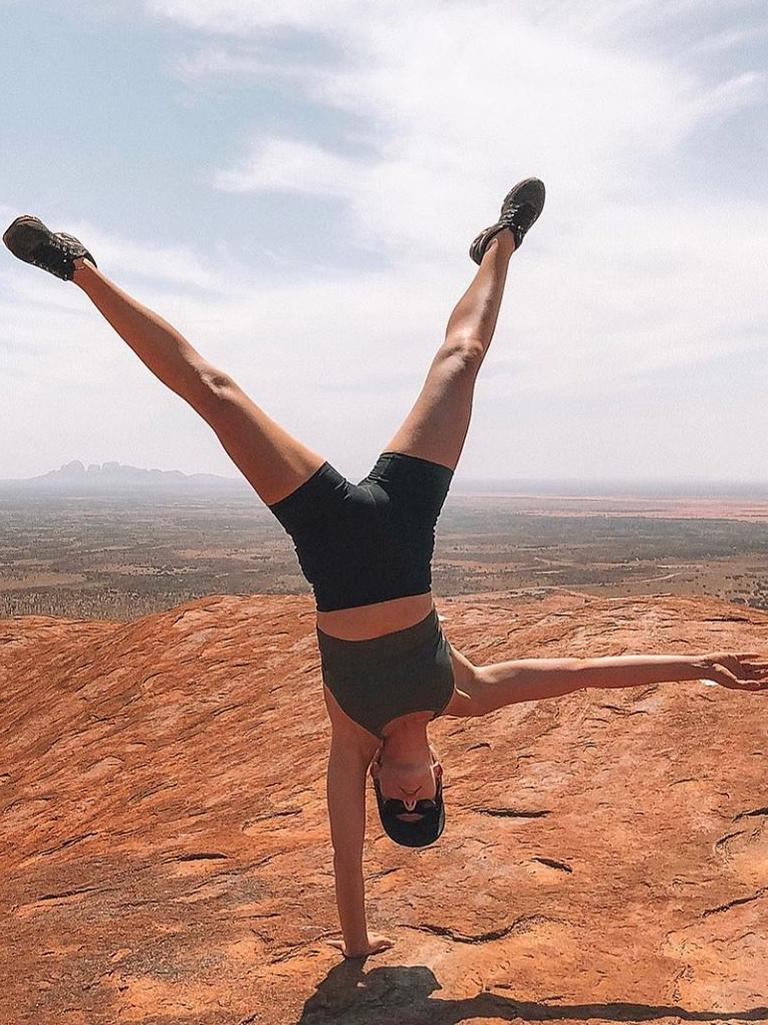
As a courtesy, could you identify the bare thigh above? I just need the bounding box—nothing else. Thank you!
[197,379,327,506]
[72,262,326,508]
[383,343,482,471]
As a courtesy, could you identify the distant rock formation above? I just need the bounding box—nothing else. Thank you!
[2,590,767,1023]
[0,459,247,493]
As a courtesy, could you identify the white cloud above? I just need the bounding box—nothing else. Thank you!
[190,0,768,412]
[214,138,366,195]
[3,3,766,479]
[147,0,364,35]
[691,70,766,123]
[197,4,765,251]
[171,45,327,82]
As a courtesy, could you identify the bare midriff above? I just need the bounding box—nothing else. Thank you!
[315,591,435,641]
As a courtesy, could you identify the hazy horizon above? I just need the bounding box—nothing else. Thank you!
[4,457,768,498]
[2,3,766,481]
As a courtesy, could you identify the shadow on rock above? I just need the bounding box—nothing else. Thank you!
[297,962,768,1025]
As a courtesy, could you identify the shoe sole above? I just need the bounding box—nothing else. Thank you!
[3,214,50,251]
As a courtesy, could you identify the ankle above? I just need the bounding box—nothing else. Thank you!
[487,228,516,258]
[72,256,96,284]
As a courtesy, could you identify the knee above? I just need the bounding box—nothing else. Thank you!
[200,367,237,395]
[192,367,240,417]
[196,367,241,406]
[438,336,486,372]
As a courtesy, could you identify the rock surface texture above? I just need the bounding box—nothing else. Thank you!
[1,590,767,1025]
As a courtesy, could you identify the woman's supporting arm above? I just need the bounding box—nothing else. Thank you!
[326,736,369,953]
[325,733,393,958]
[470,652,768,715]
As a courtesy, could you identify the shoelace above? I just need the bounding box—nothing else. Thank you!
[31,235,79,277]
[471,200,536,261]
[501,202,534,229]
[32,240,67,271]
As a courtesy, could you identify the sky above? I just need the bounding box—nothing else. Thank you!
[1,0,766,484]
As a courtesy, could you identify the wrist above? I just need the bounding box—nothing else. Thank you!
[71,256,96,287]
[688,656,710,679]
[342,936,370,957]
[343,929,369,951]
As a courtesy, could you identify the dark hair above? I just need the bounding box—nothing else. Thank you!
[373,775,446,848]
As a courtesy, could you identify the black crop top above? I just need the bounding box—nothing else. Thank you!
[316,608,455,737]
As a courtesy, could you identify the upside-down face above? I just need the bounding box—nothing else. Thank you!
[370,745,442,816]
[370,744,446,848]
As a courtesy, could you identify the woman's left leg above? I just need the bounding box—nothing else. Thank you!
[72,260,326,506]
[383,230,516,470]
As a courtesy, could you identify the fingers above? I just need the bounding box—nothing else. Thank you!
[327,936,395,958]
[710,655,768,679]
[716,653,768,664]
[706,665,768,691]
[734,665,768,677]
[707,653,768,671]
[725,679,768,692]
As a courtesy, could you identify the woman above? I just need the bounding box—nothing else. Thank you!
[5,179,767,960]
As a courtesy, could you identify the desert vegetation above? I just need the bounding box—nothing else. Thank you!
[2,489,768,620]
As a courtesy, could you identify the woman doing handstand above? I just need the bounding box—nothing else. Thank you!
[5,178,768,959]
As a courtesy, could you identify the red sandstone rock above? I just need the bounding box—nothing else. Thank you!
[1,591,767,1024]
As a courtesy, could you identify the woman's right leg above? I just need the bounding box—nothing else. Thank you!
[382,230,516,471]
[72,259,326,506]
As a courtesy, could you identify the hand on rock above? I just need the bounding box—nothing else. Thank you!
[327,933,394,959]
[700,652,768,692]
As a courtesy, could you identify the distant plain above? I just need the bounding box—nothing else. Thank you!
[2,484,768,620]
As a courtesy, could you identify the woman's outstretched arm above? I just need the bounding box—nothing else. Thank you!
[464,652,768,715]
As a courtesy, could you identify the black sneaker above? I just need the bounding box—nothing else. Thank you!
[3,215,97,281]
[469,177,545,264]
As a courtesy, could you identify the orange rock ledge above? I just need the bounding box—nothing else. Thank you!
[1,591,767,1024]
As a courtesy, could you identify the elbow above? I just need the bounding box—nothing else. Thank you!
[333,848,364,877]
[333,842,363,863]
